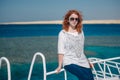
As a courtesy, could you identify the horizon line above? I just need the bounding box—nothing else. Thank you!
[0,20,120,25]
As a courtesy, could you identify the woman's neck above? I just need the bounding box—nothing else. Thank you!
[68,26,77,33]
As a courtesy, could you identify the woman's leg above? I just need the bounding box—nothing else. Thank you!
[64,64,94,80]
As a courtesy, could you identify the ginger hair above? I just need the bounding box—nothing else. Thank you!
[63,10,83,33]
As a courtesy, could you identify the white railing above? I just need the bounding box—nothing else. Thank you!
[89,57,120,80]
[0,52,120,80]
[28,52,67,80]
[0,57,11,80]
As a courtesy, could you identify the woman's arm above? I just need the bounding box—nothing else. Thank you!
[56,30,65,73]
[56,54,64,73]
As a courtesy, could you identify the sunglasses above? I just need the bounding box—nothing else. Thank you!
[69,17,79,21]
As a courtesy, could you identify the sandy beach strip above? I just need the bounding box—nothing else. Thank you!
[0,20,120,25]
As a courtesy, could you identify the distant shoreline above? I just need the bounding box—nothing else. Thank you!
[0,20,120,25]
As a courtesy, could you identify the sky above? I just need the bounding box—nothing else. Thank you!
[0,0,120,23]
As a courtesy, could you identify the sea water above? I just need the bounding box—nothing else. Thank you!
[0,24,120,37]
[0,24,120,80]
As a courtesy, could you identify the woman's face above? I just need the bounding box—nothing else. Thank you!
[68,13,79,29]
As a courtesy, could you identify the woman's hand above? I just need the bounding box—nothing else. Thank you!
[55,66,62,74]
[89,63,94,68]
[56,54,64,73]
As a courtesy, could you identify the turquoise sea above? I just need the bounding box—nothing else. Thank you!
[0,24,120,80]
[0,24,120,37]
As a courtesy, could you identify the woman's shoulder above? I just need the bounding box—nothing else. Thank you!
[78,30,84,35]
[59,30,66,35]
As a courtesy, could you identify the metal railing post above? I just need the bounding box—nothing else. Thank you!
[103,61,106,80]
[28,52,47,80]
[0,57,11,80]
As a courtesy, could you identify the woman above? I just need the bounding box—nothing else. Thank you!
[56,10,94,80]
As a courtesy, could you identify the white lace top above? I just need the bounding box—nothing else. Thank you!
[58,30,90,68]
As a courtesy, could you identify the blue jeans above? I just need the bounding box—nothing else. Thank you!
[64,64,94,80]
